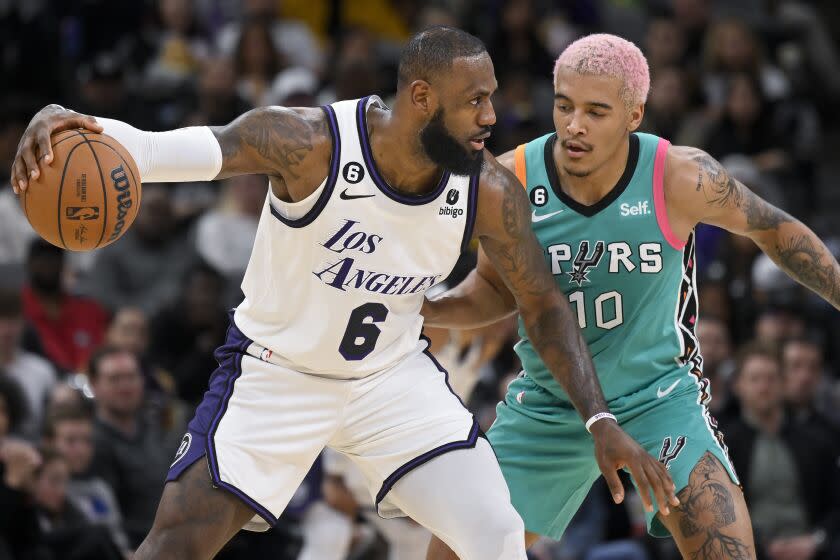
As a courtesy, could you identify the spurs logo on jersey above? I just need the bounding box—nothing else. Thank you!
[658,435,687,468]
[234,96,478,378]
[546,241,663,284]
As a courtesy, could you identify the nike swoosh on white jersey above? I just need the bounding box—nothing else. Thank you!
[531,209,564,223]
[656,379,681,399]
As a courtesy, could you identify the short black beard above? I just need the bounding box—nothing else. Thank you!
[563,166,591,178]
[419,109,484,176]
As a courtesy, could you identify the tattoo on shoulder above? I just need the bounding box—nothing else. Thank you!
[693,154,742,208]
[693,152,793,231]
[223,108,327,180]
[676,453,751,560]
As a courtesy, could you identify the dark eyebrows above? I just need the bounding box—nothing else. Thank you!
[554,93,613,110]
[467,88,492,98]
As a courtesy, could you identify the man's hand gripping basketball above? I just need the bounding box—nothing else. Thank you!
[10,104,103,194]
[430,153,680,517]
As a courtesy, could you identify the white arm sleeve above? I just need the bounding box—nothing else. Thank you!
[96,117,224,183]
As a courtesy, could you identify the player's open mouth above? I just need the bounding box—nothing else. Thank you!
[470,134,490,150]
[564,141,590,159]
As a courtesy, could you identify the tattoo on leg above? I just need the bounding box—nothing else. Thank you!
[676,453,751,560]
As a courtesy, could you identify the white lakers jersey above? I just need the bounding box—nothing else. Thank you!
[234,96,479,378]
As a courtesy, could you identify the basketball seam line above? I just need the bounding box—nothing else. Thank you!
[77,131,108,247]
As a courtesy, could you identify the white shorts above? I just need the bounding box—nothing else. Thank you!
[167,320,478,529]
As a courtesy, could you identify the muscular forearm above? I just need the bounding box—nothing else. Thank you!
[756,220,840,310]
[423,270,515,329]
[521,298,609,420]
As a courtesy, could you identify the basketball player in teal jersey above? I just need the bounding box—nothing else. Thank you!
[425,34,840,560]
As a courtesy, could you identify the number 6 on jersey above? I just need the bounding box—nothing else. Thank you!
[339,302,389,360]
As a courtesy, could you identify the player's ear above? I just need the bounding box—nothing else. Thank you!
[627,102,644,132]
[409,80,435,116]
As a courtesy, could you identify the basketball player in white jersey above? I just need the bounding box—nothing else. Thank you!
[12,26,676,560]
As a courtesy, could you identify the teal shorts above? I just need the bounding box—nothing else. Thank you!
[487,373,739,539]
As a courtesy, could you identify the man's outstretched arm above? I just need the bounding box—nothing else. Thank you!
[667,147,840,310]
[423,246,517,329]
[472,153,679,513]
[11,104,332,193]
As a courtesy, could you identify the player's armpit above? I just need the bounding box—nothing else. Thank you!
[472,155,609,420]
[667,147,840,310]
[423,246,517,329]
[211,106,332,184]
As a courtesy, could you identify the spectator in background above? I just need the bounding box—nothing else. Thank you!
[71,52,147,129]
[702,19,790,107]
[216,0,323,74]
[670,0,713,67]
[233,19,286,107]
[641,65,709,147]
[82,184,198,317]
[0,289,57,439]
[32,447,123,560]
[42,404,131,555]
[149,262,227,405]
[782,337,840,435]
[754,305,806,346]
[144,0,211,94]
[0,373,45,558]
[0,375,29,441]
[486,0,554,80]
[105,306,189,445]
[644,17,688,75]
[183,56,252,126]
[265,66,319,108]
[723,343,840,560]
[0,435,45,559]
[0,103,37,283]
[704,73,792,175]
[696,315,737,421]
[88,346,173,549]
[22,239,108,373]
[194,174,265,307]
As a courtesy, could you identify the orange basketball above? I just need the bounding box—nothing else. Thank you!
[20,130,142,251]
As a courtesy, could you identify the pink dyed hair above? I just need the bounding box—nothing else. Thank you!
[554,34,650,107]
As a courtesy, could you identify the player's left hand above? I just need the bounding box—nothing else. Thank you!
[590,419,679,515]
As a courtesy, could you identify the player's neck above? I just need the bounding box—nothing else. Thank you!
[555,136,630,206]
[368,103,446,196]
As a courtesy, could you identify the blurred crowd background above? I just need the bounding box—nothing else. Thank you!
[1,0,839,559]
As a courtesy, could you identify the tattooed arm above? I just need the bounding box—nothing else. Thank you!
[471,154,679,513]
[10,104,332,201]
[210,106,332,197]
[422,245,517,329]
[666,147,840,310]
[472,154,604,419]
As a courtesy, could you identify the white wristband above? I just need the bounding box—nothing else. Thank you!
[97,117,223,183]
[585,412,617,433]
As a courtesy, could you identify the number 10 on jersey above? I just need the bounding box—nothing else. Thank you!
[568,290,624,330]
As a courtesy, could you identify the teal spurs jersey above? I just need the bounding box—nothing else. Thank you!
[512,132,707,407]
